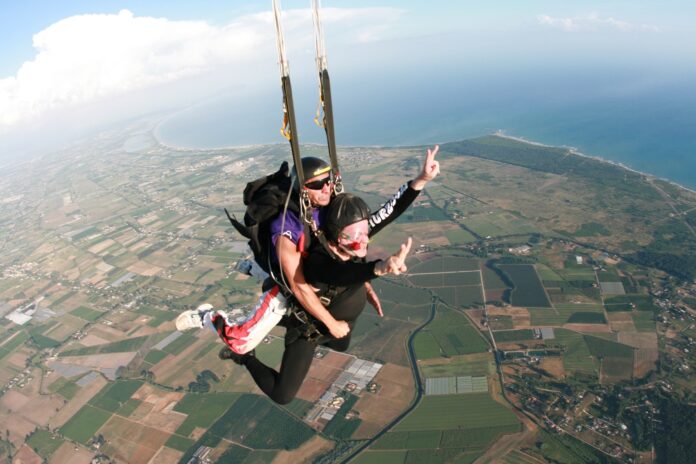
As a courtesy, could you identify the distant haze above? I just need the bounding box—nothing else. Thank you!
[1,2,695,187]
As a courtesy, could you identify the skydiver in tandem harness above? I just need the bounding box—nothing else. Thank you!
[175,0,440,404]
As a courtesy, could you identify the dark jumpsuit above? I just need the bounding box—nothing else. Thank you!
[243,183,420,404]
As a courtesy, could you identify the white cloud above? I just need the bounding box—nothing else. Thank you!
[537,13,659,33]
[0,7,402,128]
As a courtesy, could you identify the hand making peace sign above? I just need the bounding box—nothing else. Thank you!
[375,237,413,276]
[411,145,440,190]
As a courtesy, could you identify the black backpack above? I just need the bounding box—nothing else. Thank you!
[225,161,303,280]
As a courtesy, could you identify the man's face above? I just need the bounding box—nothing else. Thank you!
[303,172,333,206]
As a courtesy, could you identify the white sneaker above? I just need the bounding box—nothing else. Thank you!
[175,303,213,331]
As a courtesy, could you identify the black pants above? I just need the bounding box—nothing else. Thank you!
[245,333,350,405]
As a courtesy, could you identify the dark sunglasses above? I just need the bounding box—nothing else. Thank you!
[304,175,333,190]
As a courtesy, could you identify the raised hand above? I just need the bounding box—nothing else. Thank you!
[412,145,440,190]
[375,237,413,276]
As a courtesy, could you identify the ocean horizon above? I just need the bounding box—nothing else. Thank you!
[156,69,696,190]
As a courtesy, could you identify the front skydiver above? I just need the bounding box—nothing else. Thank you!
[220,192,417,405]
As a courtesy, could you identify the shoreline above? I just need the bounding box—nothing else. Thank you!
[152,125,696,196]
[493,130,696,196]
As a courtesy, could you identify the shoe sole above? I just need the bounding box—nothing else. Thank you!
[175,310,201,331]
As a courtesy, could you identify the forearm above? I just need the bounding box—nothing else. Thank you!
[368,182,420,236]
[277,236,340,328]
[410,176,428,191]
[289,278,338,327]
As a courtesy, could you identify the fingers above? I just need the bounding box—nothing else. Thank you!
[425,144,439,162]
[398,237,412,260]
[424,145,439,169]
[426,144,439,162]
[385,238,412,276]
[422,145,440,180]
[331,320,351,338]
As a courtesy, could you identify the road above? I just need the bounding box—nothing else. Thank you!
[341,296,437,463]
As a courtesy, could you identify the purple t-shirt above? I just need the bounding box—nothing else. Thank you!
[269,208,323,264]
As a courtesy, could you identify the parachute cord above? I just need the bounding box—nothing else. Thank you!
[273,0,304,186]
[312,0,327,74]
[274,0,293,141]
[312,0,327,129]
[275,176,296,296]
[273,0,290,79]
[311,0,342,193]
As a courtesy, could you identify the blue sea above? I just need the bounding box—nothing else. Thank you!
[157,66,696,190]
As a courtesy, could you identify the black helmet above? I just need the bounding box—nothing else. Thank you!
[324,193,370,243]
[291,157,331,190]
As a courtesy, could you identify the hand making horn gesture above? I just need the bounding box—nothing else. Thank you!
[375,237,413,276]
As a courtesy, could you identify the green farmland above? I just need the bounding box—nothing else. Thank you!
[365,392,521,463]
[604,294,657,312]
[529,303,605,326]
[394,393,519,432]
[70,306,103,321]
[419,355,492,378]
[26,429,64,459]
[551,329,598,377]
[414,306,488,359]
[88,380,143,412]
[584,335,634,359]
[60,405,112,444]
[493,329,535,343]
[174,392,241,436]
[178,393,315,462]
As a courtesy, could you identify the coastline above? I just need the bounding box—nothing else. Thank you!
[152,123,696,196]
[493,130,696,196]
[152,116,270,153]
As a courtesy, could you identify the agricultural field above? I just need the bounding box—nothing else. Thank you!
[604,294,658,312]
[528,303,605,326]
[358,393,521,463]
[59,404,112,444]
[178,393,316,462]
[70,306,104,322]
[550,329,598,377]
[26,429,65,460]
[358,393,520,463]
[413,306,488,360]
[88,380,144,412]
[497,264,551,308]
[172,392,241,437]
[406,256,485,309]
[419,353,493,378]
[349,279,431,366]
[492,329,535,343]
[632,312,656,332]
[394,393,519,432]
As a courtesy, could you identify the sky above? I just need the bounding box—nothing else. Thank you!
[1,1,696,161]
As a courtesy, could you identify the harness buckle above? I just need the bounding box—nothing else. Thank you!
[319,296,331,306]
